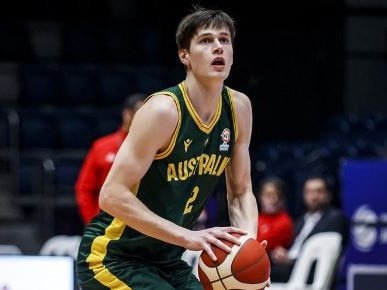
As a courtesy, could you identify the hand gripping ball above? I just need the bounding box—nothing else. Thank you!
[198,233,271,290]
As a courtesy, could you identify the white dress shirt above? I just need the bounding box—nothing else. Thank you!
[288,211,322,259]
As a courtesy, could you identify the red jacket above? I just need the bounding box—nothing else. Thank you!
[257,210,294,252]
[75,129,127,224]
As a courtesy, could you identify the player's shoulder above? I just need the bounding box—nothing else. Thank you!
[228,87,252,107]
[143,93,179,116]
[227,87,252,116]
[131,92,180,150]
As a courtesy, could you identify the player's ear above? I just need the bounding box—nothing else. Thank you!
[178,49,189,65]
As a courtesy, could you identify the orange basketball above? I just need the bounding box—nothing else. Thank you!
[198,233,271,290]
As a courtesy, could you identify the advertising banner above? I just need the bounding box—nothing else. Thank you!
[340,159,387,290]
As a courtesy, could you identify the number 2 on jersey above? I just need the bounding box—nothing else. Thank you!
[183,186,199,214]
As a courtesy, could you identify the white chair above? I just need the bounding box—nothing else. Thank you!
[0,244,22,255]
[39,235,82,260]
[269,232,343,290]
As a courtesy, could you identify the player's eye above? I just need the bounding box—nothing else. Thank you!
[200,38,211,44]
[219,38,230,44]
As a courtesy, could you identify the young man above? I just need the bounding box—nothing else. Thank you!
[75,93,145,225]
[77,7,259,289]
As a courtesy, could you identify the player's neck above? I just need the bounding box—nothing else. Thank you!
[182,79,222,124]
[184,75,223,97]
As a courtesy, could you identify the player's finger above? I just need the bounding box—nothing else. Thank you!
[227,226,248,235]
[219,232,242,245]
[211,237,233,255]
[203,244,218,261]
[207,229,241,246]
[260,240,268,249]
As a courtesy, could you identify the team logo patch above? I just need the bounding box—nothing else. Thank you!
[219,128,230,151]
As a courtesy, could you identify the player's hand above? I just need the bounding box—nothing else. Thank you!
[185,226,248,261]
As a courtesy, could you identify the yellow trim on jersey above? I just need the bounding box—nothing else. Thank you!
[154,92,181,160]
[85,184,141,289]
[226,87,239,141]
[179,81,222,134]
[86,218,131,289]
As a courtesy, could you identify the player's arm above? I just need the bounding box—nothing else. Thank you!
[99,94,194,243]
[225,90,258,238]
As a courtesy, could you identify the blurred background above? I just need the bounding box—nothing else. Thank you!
[0,0,386,289]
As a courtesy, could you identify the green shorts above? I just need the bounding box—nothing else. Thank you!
[77,258,203,290]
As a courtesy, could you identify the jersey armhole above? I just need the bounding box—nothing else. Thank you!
[226,87,239,142]
[154,92,181,160]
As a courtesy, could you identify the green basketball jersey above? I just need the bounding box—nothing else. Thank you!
[78,81,238,269]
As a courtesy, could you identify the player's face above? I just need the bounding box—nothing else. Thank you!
[184,25,233,80]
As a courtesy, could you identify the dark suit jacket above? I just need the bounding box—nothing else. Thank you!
[269,206,349,283]
[293,206,349,249]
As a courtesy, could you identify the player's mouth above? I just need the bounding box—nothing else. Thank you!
[211,57,225,68]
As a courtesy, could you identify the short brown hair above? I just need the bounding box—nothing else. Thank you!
[175,6,236,50]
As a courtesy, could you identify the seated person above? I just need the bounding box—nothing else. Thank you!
[256,176,294,253]
[270,175,349,283]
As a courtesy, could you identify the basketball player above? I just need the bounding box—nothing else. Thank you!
[77,6,260,289]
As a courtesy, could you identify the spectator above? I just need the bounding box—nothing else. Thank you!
[75,93,145,225]
[256,176,294,253]
[269,175,349,283]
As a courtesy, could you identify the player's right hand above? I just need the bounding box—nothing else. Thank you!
[185,226,248,261]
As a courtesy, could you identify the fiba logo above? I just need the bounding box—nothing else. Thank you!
[352,205,378,252]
